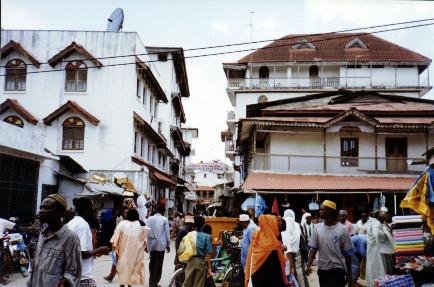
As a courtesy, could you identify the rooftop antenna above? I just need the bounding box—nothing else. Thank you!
[107,8,124,32]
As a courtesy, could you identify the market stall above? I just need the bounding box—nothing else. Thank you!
[375,149,434,286]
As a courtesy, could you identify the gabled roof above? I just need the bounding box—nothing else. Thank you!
[0,99,38,125]
[324,107,378,127]
[233,33,431,65]
[345,37,368,49]
[1,40,41,68]
[43,101,100,126]
[47,42,103,68]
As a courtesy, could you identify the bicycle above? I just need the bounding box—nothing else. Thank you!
[0,233,31,285]
[169,230,244,287]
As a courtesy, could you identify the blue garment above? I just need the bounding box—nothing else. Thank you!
[147,213,170,252]
[195,231,213,257]
[427,166,434,204]
[241,221,257,268]
[255,195,266,216]
[351,234,367,257]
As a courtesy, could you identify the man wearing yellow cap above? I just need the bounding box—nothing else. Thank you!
[306,200,354,287]
[27,194,82,287]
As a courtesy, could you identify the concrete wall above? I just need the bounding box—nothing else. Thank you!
[1,30,190,211]
[256,129,432,175]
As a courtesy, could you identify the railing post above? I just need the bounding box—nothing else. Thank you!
[375,129,378,172]
[288,155,291,171]
[323,130,327,173]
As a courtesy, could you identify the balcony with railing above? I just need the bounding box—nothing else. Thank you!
[225,140,236,153]
[252,153,426,175]
[227,76,430,90]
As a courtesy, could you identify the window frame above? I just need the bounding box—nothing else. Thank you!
[5,59,27,91]
[62,117,85,150]
[340,137,359,167]
[258,66,269,79]
[3,115,24,128]
[65,61,88,92]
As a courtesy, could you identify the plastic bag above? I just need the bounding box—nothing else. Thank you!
[177,231,196,263]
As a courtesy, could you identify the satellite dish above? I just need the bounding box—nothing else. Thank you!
[107,8,124,32]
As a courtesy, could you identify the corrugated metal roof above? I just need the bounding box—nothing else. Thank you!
[243,172,415,192]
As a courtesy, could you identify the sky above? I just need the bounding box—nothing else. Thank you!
[2,0,434,163]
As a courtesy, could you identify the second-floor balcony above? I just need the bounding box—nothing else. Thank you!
[252,153,426,175]
[228,76,430,91]
[225,140,236,153]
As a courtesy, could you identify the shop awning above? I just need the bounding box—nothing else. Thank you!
[243,172,416,194]
[84,182,123,196]
[151,170,176,187]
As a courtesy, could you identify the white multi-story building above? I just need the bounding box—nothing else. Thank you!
[222,33,433,216]
[0,30,194,219]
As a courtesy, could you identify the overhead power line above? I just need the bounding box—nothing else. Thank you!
[1,21,433,77]
[1,17,433,68]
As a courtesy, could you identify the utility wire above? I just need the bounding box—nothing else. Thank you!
[1,17,433,68]
[1,21,433,77]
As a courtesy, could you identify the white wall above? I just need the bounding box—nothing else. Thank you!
[255,129,431,175]
[0,30,191,211]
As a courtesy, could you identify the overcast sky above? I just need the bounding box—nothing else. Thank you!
[2,0,434,163]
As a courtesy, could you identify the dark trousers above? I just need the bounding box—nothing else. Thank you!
[149,250,165,287]
[318,268,346,287]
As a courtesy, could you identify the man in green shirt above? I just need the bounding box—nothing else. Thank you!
[182,216,213,287]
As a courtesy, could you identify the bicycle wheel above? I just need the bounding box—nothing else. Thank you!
[18,250,30,277]
[222,265,244,287]
[168,268,185,287]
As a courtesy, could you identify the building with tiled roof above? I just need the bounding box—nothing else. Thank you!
[221,33,433,217]
[237,90,434,217]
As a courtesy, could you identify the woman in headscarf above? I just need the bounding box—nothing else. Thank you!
[245,214,288,287]
[282,209,309,287]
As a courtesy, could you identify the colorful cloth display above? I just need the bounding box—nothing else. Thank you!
[374,274,415,287]
[392,216,425,261]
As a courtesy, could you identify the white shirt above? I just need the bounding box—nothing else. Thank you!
[67,216,93,280]
[355,220,368,235]
[0,218,15,236]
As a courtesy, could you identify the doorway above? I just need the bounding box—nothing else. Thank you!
[385,138,407,172]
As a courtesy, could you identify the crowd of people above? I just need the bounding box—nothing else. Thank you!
[3,193,432,287]
[238,200,406,287]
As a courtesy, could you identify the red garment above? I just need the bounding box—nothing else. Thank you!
[271,197,279,214]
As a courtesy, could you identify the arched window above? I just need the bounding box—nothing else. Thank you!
[65,61,87,92]
[258,95,268,103]
[62,117,85,150]
[3,115,24,128]
[309,66,319,78]
[258,66,269,79]
[5,59,27,91]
